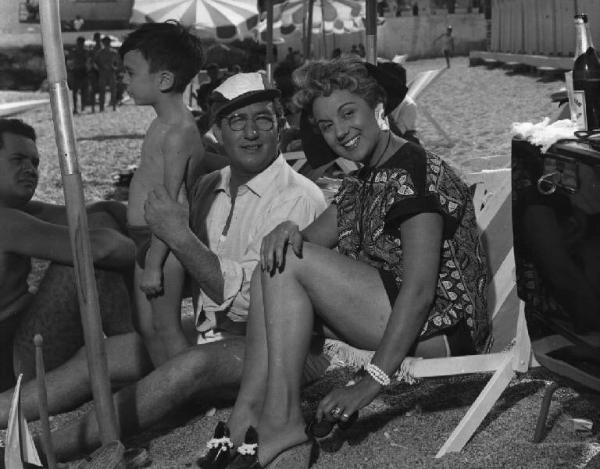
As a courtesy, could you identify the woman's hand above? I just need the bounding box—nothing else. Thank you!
[316,375,382,424]
[260,221,303,273]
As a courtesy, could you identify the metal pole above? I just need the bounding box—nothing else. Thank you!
[265,0,274,85]
[39,0,119,444]
[366,0,377,64]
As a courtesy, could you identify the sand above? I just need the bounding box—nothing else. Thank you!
[2,57,600,469]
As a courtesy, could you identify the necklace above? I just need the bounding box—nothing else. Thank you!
[367,130,392,169]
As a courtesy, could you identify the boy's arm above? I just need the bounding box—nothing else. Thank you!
[140,127,192,296]
[0,208,134,270]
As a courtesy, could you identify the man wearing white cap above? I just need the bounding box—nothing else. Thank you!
[0,73,328,460]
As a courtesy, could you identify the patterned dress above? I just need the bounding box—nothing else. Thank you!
[333,142,490,353]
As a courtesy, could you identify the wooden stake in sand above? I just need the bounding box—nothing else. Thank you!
[34,334,57,469]
[38,0,119,444]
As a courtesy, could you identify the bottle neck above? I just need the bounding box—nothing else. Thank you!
[575,19,594,58]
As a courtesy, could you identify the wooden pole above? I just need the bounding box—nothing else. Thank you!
[320,0,327,59]
[302,1,307,58]
[305,0,315,60]
[34,335,57,469]
[38,0,120,444]
[265,0,274,84]
[366,0,377,64]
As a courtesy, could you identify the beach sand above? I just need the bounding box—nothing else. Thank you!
[2,57,600,468]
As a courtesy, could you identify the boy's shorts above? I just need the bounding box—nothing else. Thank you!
[127,224,152,269]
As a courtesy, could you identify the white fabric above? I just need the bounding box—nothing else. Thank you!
[511,118,578,153]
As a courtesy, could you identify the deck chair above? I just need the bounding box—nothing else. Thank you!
[322,167,535,458]
[0,99,50,118]
[283,151,359,181]
[397,68,453,145]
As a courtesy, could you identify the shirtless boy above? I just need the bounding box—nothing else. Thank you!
[120,21,205,365]
[0,118,135,391]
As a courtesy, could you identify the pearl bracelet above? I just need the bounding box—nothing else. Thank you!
[366,363,391,387]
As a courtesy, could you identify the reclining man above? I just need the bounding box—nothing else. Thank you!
[0,74,328,460]
[0,118,137,393]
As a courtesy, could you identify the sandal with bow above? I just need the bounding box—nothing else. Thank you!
[197,421,234,469]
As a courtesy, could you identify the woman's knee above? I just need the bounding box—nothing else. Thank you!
[260,241,316,284]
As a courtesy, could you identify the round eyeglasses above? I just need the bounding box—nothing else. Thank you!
[226,114,275,132]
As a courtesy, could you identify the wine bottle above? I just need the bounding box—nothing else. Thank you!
[572,14,600,131]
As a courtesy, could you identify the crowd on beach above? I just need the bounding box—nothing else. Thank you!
[1,18,599,469]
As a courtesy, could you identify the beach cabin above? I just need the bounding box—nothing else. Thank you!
[471,0,600,71]
[2,0,134,31]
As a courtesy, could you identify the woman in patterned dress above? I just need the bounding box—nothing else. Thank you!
[217,57,489,469]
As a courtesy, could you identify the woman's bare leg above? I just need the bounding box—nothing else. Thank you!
[226,270,269,444]
[255,243,392,464]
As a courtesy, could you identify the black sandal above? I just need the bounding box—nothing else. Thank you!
[197,421,234,469]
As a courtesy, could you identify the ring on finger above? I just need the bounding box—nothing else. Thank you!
[330,406,343,418]
[341,413,350,420]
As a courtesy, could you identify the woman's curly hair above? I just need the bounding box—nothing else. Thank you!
[292,56,386,116]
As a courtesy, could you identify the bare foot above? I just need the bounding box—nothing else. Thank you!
[256,419,309,466]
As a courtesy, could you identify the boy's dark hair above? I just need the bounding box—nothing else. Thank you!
[119,21,203,93]
[0,119,36,148]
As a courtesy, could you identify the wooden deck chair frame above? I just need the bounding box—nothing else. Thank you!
[283,151,359,180]
[0,99,50,118]
[418,168,533,457]
[398,68,453,145]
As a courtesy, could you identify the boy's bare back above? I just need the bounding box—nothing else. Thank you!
[127,111,203,226]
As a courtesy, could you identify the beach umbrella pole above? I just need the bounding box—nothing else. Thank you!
[320,0,327,58]
[366,0,377,64]
[39,0,120,444]
[305,0,315,60]
[265,0,274,84]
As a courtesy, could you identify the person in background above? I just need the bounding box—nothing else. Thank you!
[73,15,84,32]
[331,48,342,59]
[284,47,295,65]
[195,63,223,112]
[412,1,419,16]
[349,44,359,56]
[379,61,420,144]
[87,32,102,112]
[434,25,455,68]
[358,43,366,58]
[66,36,89,114]
[94,35,119,111]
